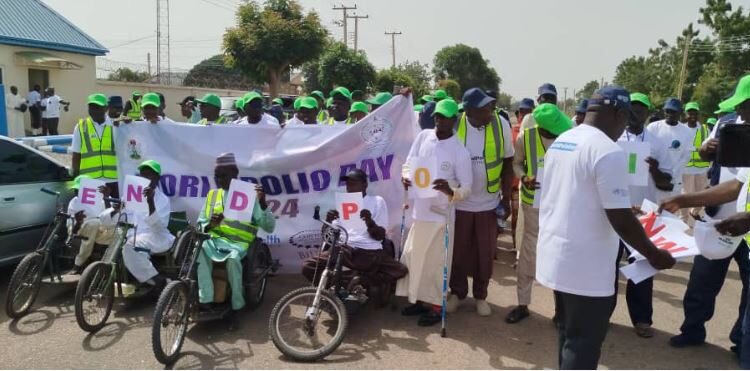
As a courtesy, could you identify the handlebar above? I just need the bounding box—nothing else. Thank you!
[41,187,59,196]
[312,206,348,243]
[104,197,121,204]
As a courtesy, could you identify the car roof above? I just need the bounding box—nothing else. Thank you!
[0,135,67,168]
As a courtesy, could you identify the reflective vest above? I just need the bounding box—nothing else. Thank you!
[687,123,710,168]
[745,181,750,245]
[456,112,505,193]
[127,98,141,120]
[197,116,227,125]
[520,128,546,205]
[204,188,258,248]
[317,110,330,122]
[326,117,352,125]
[78,117,117,179]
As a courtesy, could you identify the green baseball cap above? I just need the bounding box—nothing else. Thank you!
[272,97,283,105]
[685,101,700,112]
[235,97,245,109]
[299,96,318,110]
[432,99,459,119]
[87,93,107,107]
[715,100,735,114]
[350,101,369,114]
[366,92,393,106]
[419,95,434,103]
[330,87,352,102]
[311,90,325,101]
[138,159,162,175]
[293,96,303,110]
[132,91,142,97]
[70,174,91,190]
[533,103,573,136]
[414,104,424,112]
[242,91,263,105]
[326,97,334,108]
[707,117,718,125]
[141,92,161,108]
[630,93,652,110]
[719,74,750,110]
[433,89,448,101]
[196,93,222,109]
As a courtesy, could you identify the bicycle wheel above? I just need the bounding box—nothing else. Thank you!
[245,244,270,309]
[152,280,190,365]
[5,252,44,318]
[74,261,114,333]
[269,286,348,362]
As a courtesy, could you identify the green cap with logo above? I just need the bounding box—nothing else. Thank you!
[433,89,448,101]
[242,91,263,105]
[350,101,369,114]
[299,96,318,110]
[366,92,393,106]
[137,159,162,175]
[685,101,700,112]
[87,93,107,107]
[432,99,459,119]
[630,92,652,110]
[533,103,574,136]
[70,174,91,190]
[196,93,222,109]
[330,87,352,102]
[720,74,750,110]
[141,92,161,108]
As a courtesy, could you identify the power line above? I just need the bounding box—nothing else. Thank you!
[332,4,357,46]
[384,31,402,67]
[107,34,156,48]
[197,0,234,12]
[348,13,368,51]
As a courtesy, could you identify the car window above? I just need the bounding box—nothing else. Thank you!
[0,141,61,185]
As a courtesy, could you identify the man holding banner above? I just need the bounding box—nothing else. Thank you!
[397,99,473,327]
[71,93,119,198]
[66,175,116,274]
[197,153,276,313]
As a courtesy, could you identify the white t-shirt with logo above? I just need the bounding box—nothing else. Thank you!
[455,115,514,212]
[617,129,673,206]
[41,95,62,118]
[536,125,631,297]
[346,194,388,250]
[645,120,695,194]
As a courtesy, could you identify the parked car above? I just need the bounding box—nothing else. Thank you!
[0,136,73,266]
[219,96,239,122]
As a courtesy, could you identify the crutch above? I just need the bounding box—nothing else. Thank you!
[397,193,409,260]
[441,222,449,338]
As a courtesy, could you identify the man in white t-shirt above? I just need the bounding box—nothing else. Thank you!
[302,169,407,285]
[681,101,710,225]
[71,94,118,197]
[645,98,695,198]
[234,91,281,128]
[537,86,675,369]
[40,87,68,135]
[446,88,514,317]
[27,85,42,135]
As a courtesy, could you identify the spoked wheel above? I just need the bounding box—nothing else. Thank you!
[74,261,114,333]
[152,280,190,365]
[5,253,45,318]
[245,244,270,309]
[269,287,348,362]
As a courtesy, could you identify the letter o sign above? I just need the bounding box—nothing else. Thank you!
[414,167,431,188]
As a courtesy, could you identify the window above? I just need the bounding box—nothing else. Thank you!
[0,141,63,185]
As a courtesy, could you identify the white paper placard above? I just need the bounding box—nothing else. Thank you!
[409,157,438,199]
[335,192,366,231]
[533,168,544,209]
[123,175,151,214]
[618,141,650,187]
[76,178,106,217]
[223,179,257,222]
[620,259,658,284]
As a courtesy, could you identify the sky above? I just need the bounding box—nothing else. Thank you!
[43,0,724,99]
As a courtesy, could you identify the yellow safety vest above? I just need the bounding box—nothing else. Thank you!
[204,188,258,249]
[78,117,117,179]
[687,124,710,168]
[456,112,505,193]
[744,181,750,245]
[317,110,330,122]
[326,117,352,125]
[197,116,227,125]
[127,98,141,120]
[520,128,546,205]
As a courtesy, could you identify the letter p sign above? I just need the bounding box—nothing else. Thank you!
[341,202,359,220]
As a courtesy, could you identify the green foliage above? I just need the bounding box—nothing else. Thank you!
[183,55,258,89]
[437,79,461,101]
[433,44,501,93]
[302,41,376,93]
[576,80,601,101]
[374,68,416,95]
[496,92,513,109]
[107,67,150,83]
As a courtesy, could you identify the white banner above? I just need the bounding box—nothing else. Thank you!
[115,96,417,272]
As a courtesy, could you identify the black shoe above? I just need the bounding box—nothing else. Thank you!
[68,265,84,275]
[669,333,704,348]
[402,303,429,316]
[417,311,442,327]
[731,345,739,355]
[505,306,530,324]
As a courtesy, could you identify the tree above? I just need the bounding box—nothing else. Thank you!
[576,80,600,101]
[374,68,416,95]
[223,0,328,97]
[496,92,513,109]
[433,44,501,93]
[691,62,735,117]
[302,41,376,93]
[393,60,431,98]
[437,79,461,101]
[699,0,750,78]
[107,67,150,83]
[183,55,259,90]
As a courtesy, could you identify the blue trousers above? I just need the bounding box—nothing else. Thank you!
[615,243,654,325]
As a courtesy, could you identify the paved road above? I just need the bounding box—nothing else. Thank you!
[0,234,743,369]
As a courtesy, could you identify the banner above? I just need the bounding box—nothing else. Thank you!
[115,96,417,272]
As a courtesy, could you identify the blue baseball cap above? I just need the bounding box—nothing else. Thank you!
[462,87,496,109]
[663,98,683,112]
[108,96,123,108]
[588,85,632,112]
[519,98,535,110]
[575,99,589,114]
[538,83,558,97]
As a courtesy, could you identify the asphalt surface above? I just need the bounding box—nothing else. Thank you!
[0,232,744,370]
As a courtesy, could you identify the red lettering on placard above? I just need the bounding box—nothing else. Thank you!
[640,212,666,238]
[342,202,359,220]
[652,236,689,254]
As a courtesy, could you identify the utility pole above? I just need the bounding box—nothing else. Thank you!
[147,53,152,76]
[385,31,402,67]
[676,34,691,100]
[156,0,170,84]
[333,4,357,46]
[563,87,569,112]
[349,13,368,51]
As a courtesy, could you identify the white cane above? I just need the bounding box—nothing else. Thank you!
[441,222,449,338]
[397,193,408,260]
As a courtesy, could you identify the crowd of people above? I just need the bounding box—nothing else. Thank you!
[14,71,750,369]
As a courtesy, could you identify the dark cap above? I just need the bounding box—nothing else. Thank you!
[663,98,683,112]
[108,96,123,108]
[588,85,632,112]
[538,83,558,97]
[485,90,498,99]
[178,96,196,106]
[462,87,496,109]
[340,168,368,183]
[519,98,535,110]
[575,99,589,114]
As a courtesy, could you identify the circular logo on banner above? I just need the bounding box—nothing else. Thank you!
[127,138,144,160]
[360,116,394,147]
[288,230,322,250]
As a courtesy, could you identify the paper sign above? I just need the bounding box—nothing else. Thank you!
[627,211,698,262]
[335,192,366,231]
[409,157,438,199]
[223,179,257,222]
[618,141,650,187]
[123,175,151,214]
[533,168,544,209]
[620,259,658,284]
[694,219,743,260]
[76,178,106,217]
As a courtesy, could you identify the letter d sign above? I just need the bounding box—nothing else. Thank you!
[230,192,249,211]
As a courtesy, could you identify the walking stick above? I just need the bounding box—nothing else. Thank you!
[397,193,408,260]
[441,222,449,338]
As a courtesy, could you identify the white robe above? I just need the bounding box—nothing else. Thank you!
[5,93,26,138]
